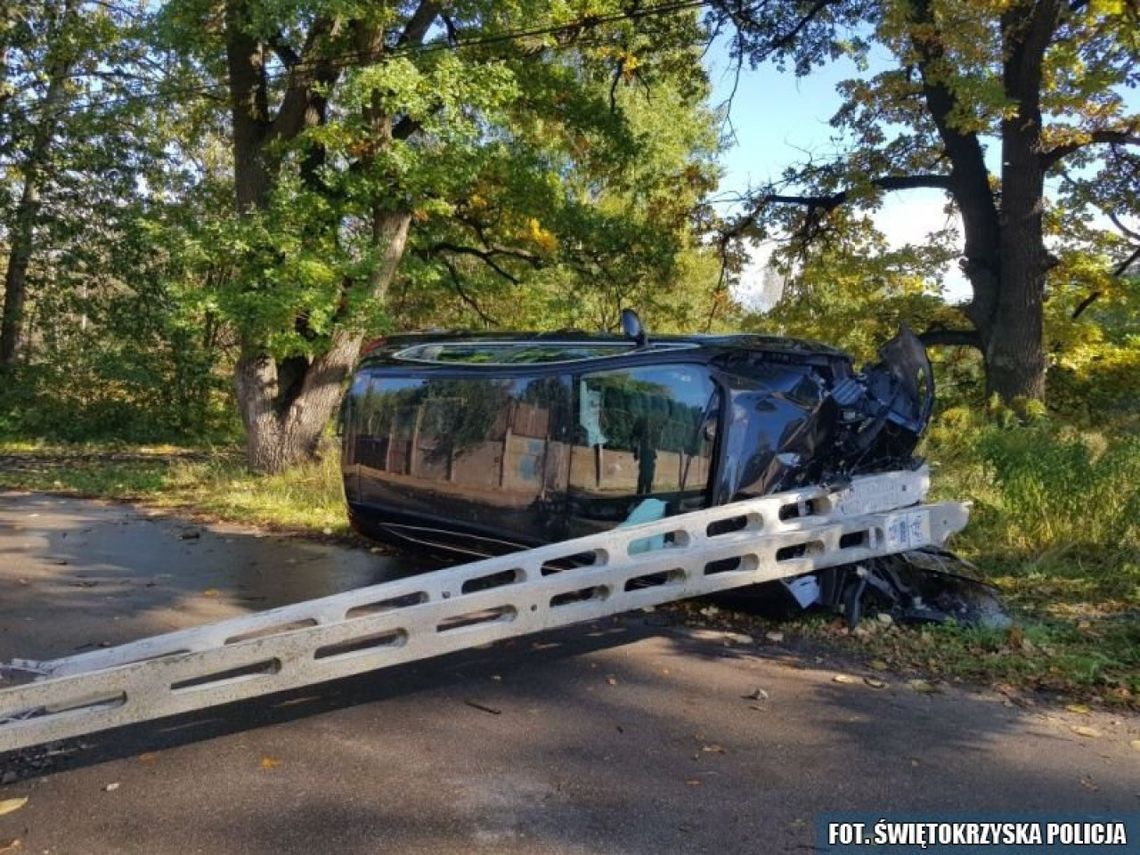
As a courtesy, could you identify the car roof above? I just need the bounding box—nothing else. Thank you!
[359,330,846,369]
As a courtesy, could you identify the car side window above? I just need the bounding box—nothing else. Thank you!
[355,375,570,500]
[568,364,719,527]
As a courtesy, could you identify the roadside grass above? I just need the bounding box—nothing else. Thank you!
[0,441,348,535]
[2,414,1137,706]
[781,407,1140,706]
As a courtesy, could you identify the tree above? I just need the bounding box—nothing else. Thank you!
[714,0,1139,402]
[0,2,237,438]
[163,0,719,472]
[1,0,82,363]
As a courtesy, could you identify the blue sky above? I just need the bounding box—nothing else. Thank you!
[706,42,1140,309]
[704,47,968,306]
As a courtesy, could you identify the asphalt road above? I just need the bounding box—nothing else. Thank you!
[0,492,1137,855]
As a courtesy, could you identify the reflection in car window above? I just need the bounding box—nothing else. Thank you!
[354,376,570,507]
[569,365,719,528]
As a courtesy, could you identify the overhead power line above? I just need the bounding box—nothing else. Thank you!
[7,0,716,123]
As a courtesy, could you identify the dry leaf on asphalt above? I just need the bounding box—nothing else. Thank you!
[260,756,281,769]
[1065,704,1091,715]
[864,677,888,689]
[1070,725,1101,738]
[832,674,859,685]
[0,798,27,817]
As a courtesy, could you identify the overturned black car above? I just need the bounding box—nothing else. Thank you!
[339,316,1002,626]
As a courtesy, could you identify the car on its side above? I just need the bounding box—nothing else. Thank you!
[340,317,932,562]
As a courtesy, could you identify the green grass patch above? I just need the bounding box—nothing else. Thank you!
[0,442,348,535]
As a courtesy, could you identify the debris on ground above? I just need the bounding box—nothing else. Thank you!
[463,700,502,716]
[0,798,28,817]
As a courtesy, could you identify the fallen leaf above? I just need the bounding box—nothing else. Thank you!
[1007,624,1024,649]
[0,798,27,817]
[701,743,726,754]
[606,676,618,686]
[1065,704,1091,715]
[742,688,769,701]
[869,659,889,672]
[832,674,859,685]
[138,752,157,763]
[1071,726,1101,739]
[260,756,281,769]
[908,679,940,694]
[864,677,888,689]
[103,782,120,792]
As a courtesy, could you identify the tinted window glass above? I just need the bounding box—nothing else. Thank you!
[352,375,571,544]
[568,365,719,532]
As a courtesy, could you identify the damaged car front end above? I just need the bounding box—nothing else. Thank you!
[340,320,1002,626]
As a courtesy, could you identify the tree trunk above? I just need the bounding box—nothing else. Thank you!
[907,0,1056,404]
[236,329,364,472]
[1,51,69,365]
[234,211,412,473]
[977,3,1056,403]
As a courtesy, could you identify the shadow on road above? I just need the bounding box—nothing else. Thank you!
[2,492,1137,854]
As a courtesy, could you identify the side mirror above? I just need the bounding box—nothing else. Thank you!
[620,308,648,347]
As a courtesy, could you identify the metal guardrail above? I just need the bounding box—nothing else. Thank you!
[0,467,966,753]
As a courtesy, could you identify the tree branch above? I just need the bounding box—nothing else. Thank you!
[398,1,440,47]
[1067,244,1140,320]
[429,242,526,284]
[909,0,1001,329]
[1041,127,1140,169]
[266,32,300,69]
[918,327,981,349]
[1113,243,1140,278]
[270,18,339,142]
[439,257,499,326]
[754,173,953,212]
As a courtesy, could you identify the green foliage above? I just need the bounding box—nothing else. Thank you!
[975,424,1140,564]
[156,0,727,369]
[926,406,1140,608]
